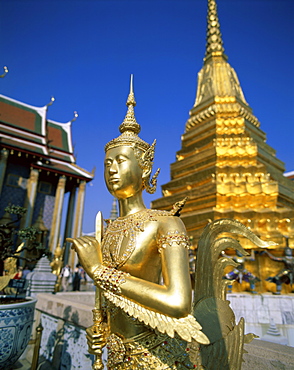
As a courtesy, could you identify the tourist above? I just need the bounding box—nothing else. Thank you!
[14,266,23,279]
[72,264,81,291]
[22,265,31,279]
[61,264,71,292]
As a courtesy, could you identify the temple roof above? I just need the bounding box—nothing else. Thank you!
[31,159,93,180]
[46,119,75,162]
[0,94,93,181]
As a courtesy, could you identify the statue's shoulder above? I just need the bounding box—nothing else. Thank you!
[150,198,188,234]
[104,200,188,233]
[149,197,188,218]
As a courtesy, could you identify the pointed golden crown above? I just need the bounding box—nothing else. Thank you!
[105,75,151,153]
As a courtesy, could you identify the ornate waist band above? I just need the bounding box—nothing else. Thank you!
[106,331,201,369]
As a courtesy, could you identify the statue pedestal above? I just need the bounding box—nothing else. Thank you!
[227,293,294,347]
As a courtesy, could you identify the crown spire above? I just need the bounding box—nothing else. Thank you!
[105,75,150,153]
[205,0,225,60]
[119,74,140,135]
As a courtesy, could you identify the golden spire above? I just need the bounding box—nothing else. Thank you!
[119,74,140,135]
[205,0,226,61]
[187,0,250,117]
[105,75,150,153]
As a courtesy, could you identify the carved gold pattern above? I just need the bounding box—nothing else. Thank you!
[193,219,273,368]
[213,169,279,211]
[102,209,170,268]
[157,231,190,253]
[205,0,224,59]
[103,289,208,344]
[135,142,160,194]
[106,331,202,370]
[186,104,260,131]
[93,265,129,294]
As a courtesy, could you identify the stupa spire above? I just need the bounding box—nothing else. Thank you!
[187,0,250,118]
[205,0,225,60]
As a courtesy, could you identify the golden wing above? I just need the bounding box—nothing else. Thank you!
[103,290,209,344]
[193,219,273,369]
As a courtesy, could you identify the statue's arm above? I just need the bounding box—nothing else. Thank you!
[119,231,192,318]
[263,249,283,262]
[245,249,256,261]
[97,216,192,318]
[67,218,192,319]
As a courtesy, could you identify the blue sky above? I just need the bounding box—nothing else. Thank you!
[1,0,293,233]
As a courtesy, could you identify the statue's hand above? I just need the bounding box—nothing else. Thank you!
[66,236,101,279]
[86,323,108,354]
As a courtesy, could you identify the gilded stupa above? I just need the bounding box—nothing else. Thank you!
[152,0,294,292]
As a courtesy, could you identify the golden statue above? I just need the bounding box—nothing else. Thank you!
[264,243,294,295]
[50,239,64,292]
[67,76,274,369]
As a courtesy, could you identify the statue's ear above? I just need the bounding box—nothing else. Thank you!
[142,166,152,180]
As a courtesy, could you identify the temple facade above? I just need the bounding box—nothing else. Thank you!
[151,0,294,293]
[0,94,94,266]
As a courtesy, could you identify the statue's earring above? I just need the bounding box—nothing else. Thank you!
[144,168,160,194]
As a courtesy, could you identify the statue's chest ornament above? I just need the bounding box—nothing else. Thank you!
[102,209,168,268]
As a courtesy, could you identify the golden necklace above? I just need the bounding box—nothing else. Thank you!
[102,209,168,268]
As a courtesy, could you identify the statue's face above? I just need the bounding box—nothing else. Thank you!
[104,146,143,199]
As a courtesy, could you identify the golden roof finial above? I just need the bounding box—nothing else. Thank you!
[45,96,55,109]
[0,66,8,78]
[205,0,226,60]
[70,111,79,124]
[105,75,150,153]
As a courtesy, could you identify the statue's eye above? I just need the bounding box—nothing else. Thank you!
[117,156,126,164]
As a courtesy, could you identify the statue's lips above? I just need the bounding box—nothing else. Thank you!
[108,177,120,184]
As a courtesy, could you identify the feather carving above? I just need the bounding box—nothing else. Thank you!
[192,219,276,369]
[103,290,209,344]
